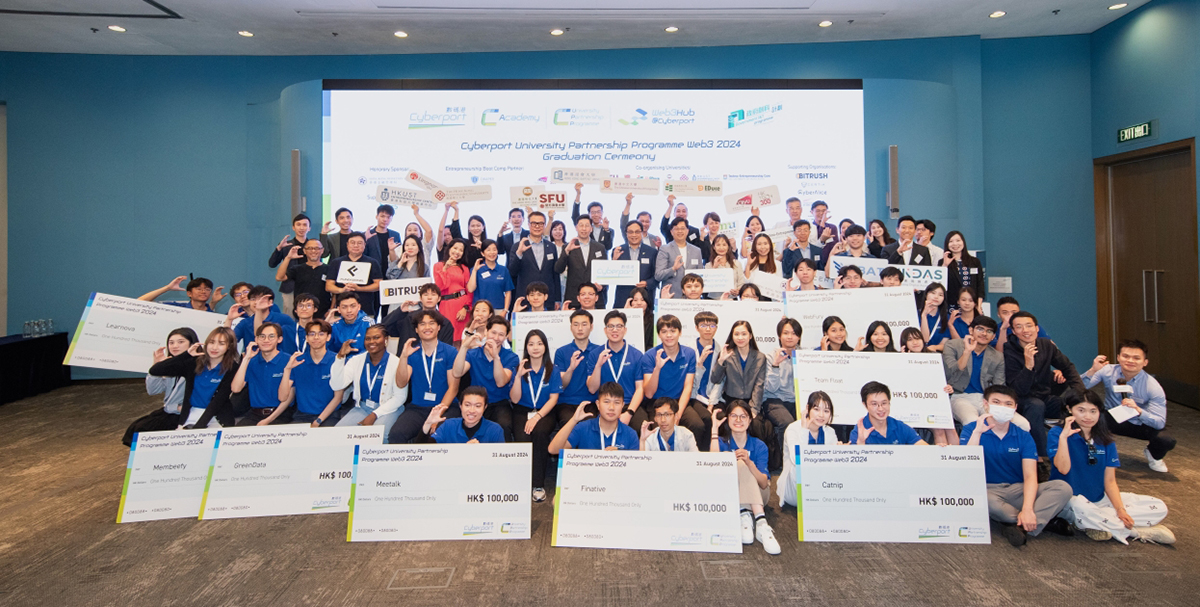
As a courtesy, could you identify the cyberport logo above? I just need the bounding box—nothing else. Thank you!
[917,525,953,539]
[408,107,468,129]
[727,103,784,129]
[618,109,648,126]
[462,522,496,536]
[481,109,541,126]
[670,532,703,546]
[650,108,697,125]
[554,107,605,126]
[310,497,343,511]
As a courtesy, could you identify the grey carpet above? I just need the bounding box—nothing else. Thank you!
[0,383,1198,606]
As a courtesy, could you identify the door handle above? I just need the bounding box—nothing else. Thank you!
[1155,270,1165,324]
[1143,270,1152,322]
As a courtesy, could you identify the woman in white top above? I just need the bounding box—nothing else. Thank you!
[331,324,407,441]
[743,233,779,279]
[778,390,839,507]
[640,398,699,452]
[703,234,745,299]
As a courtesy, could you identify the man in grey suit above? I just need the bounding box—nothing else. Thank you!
[942,315,1029,430]
[655,217,705,299]
[555,216,609,307]
[880,215,934,266]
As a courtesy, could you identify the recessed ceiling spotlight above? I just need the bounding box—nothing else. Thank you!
[665,26,679,33]
[550,28,564,36]
[238,31,254,37]
[108,25,126,32]
[819,20,833,27]
[394,31,408,38]
[1109,3,1128,9]
[989,11,1007,18]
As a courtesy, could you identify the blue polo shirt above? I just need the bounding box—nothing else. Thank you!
[290,350,337,415]
[190,365,224,410]
[641,344,698,400]
[959,421,1037,485]
[432,418,506,443]
[465,346,520,402]
[330,313,372,355]
[474,263,514,313]
[924,314,949,346]
[514,365,563,410]
[585,341,646,405]
[235,311,299,355]
[848,415,922,445]
[406,342,459,408]
[556,341,602,405]
[695,339,717,394]
[567,417,639,450]
[244,352,289,409]
[1048,426,1120,502]
[965,350,985,394]
[164,301,212,312]
[719,435,770,479]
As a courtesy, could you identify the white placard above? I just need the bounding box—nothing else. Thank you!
[664,180,723,196]
[552,450,742,552]
[600,177,660,195]
[656,299,785,352]
[551,167,609,184]
[510,185,545,207]
[379,277,436,305]
[376,185,436,210]
[826,256,947,290]
[591,260,640,286]
[65,293,227,373]
[723,185,782,214]
[511,308,646,358]
[784,287,919,351]
[348,444,532,542]
[405,169,446,192]
[117,429,220,523]
[199,426,384,520]
[1107,405,1140,424]
[792,350,953,428]
[748,270,785,301]
[798,445,990,544]
[336,261,373,285]
[431,185,492,202]
[693,269,736,295]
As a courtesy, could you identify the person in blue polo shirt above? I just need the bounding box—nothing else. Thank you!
[278,319,343,426]
[711,400,780,556]
[586,310,646,427]
[554,309,603,424]
[640,314,701,438]
[424,387,506,444]
[228,285,298,356]
[848,381,927,445]
[962,385,1072,547]
[1049,392,1174,545]
[470,239,514,316]
[550,382,639,453]
[327,293,373,355]
[452,316,519,440]
[139,275,224,311]
[390,310,460,444]
[230,322,294,425]
[509,329,563,503]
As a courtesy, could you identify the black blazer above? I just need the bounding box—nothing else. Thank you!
[555,239,609,305]
[507,238,562,307]
[612,242,659,307]
[883,242,934,266]
[947,256,986,302]
[148,353,236,427]
[498,229,530,260]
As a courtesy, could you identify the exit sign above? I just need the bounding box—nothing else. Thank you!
[1118,121,1153,143]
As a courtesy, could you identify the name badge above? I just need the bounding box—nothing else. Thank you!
[481,271,492,279]
[425,392,437,402]
[641,258,650,264]
[546,253,555,260]
[969,268,978,274]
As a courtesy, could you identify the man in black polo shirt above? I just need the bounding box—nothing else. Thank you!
[275,238,332,316]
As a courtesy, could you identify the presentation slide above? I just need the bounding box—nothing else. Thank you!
[323,82,864,243]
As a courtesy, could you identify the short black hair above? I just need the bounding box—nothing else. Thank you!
[997,296,1020,308]
[860,381,891,403]
[844,225,867,238]
[810,200,828,210]
[838,265,862,278]
[604,310,627,326]
[376,204,395,217]
[969,315,998,332]
[654,397,679,414]
[577,283,598,295]
[411,309,445,328]
[776,318,803,341]
[248,285,274,301]
[418,282,440,297]
[346,231,366,243]
[669,217,689,230]
[897,215,916,228]
[486,316,512,335]
[292,213,310,224]
[186,277,213,291]
[575,215,592,227]
[681,273,704,289]
[462,386,489,405]
[587,201,603,213]
[335,207,353,219]
[255,322,283,338]
[1010,310,1038,326]
[597,381,625,402]
[570,309,594,325]
[1118,338,1149,357]
[792,219,811,230]
[916,218,936,234]
[335,292,360,306]
[983,384,1019,402]
[656,314,682,334]
[879,266,903,281]
[526,281,549,296]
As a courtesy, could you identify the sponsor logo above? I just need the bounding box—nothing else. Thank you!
[310,497,343,511]
[553,107,605,127]
[408,107,468,129]
[670,532,703,546]
[649,107,697,125]
[727,103,784,129]
[918,525,953,539]
[618,109,648,126]
[482,108,541,126]
[462,522,496,536]
[959,526,988,539]
[471,176,479,184]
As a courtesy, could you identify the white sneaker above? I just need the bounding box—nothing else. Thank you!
[740,511,754,545]
[1134,525,1176,545]
[1145,448,1169,473]
[756,519,781,555]
[532,488,547,503]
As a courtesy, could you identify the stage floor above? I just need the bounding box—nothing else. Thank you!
[1,383,1198,606]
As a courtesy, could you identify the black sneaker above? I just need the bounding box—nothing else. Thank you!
[1042,517,1074,537]
[1002,524,1027,547]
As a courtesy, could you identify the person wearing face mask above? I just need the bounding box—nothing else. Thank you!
[424,387,506,444]
[452,317,520,441]
[508,330,562,503]
[123,328,201,445]
[762,319,803,472]
[961,385,1073,547]
[778,391,839,507]
[881,215,932,266]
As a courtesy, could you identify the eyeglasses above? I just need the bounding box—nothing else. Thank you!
[654,411,675,419]
[973,328,996,335]
[606,324,625,330]
[698,323,718,330]
[728,414,750,421]
[529,221,545,227]
[307,331,328,336]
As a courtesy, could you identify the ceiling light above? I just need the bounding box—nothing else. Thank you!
[550,29,564,36]
[108,25,126,32]
[819,20,833,27]
[394,31,408,38]
[1109,3,1128,9]
[989,11,1006,18]
[665,26,679,33]
[238,31,254,37]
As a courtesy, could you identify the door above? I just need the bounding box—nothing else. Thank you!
[1104,146,1200,406]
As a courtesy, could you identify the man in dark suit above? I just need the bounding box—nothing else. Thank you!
[610,219,658,308]
[659,194,702,246]
[572,183,615,251]
[497,207,530,261]
[881,215,933,266]
[507,210,561,309]
[555,216,609,307]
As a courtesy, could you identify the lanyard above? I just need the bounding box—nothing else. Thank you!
[928,314,941,333]
[600,425,617,449]
[362,353,388,401]
[606,344,629,383]
[526,366,546,409]
[657,431,674,452]
[421,347,438,391]
[296,329,306,354]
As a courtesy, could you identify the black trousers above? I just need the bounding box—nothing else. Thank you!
[761,398,797,471]
[122,409,179,446]
[235,407,293,426]
[1017,394,1066,457]
[389,406,433,444]
[485,399,514,442]
[512,404,558,487]
[1109,412,1177,460]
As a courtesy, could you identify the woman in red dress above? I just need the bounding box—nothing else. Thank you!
[434,239,475,341]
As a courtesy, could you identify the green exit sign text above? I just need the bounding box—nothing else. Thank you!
[1118,121,1153,143]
